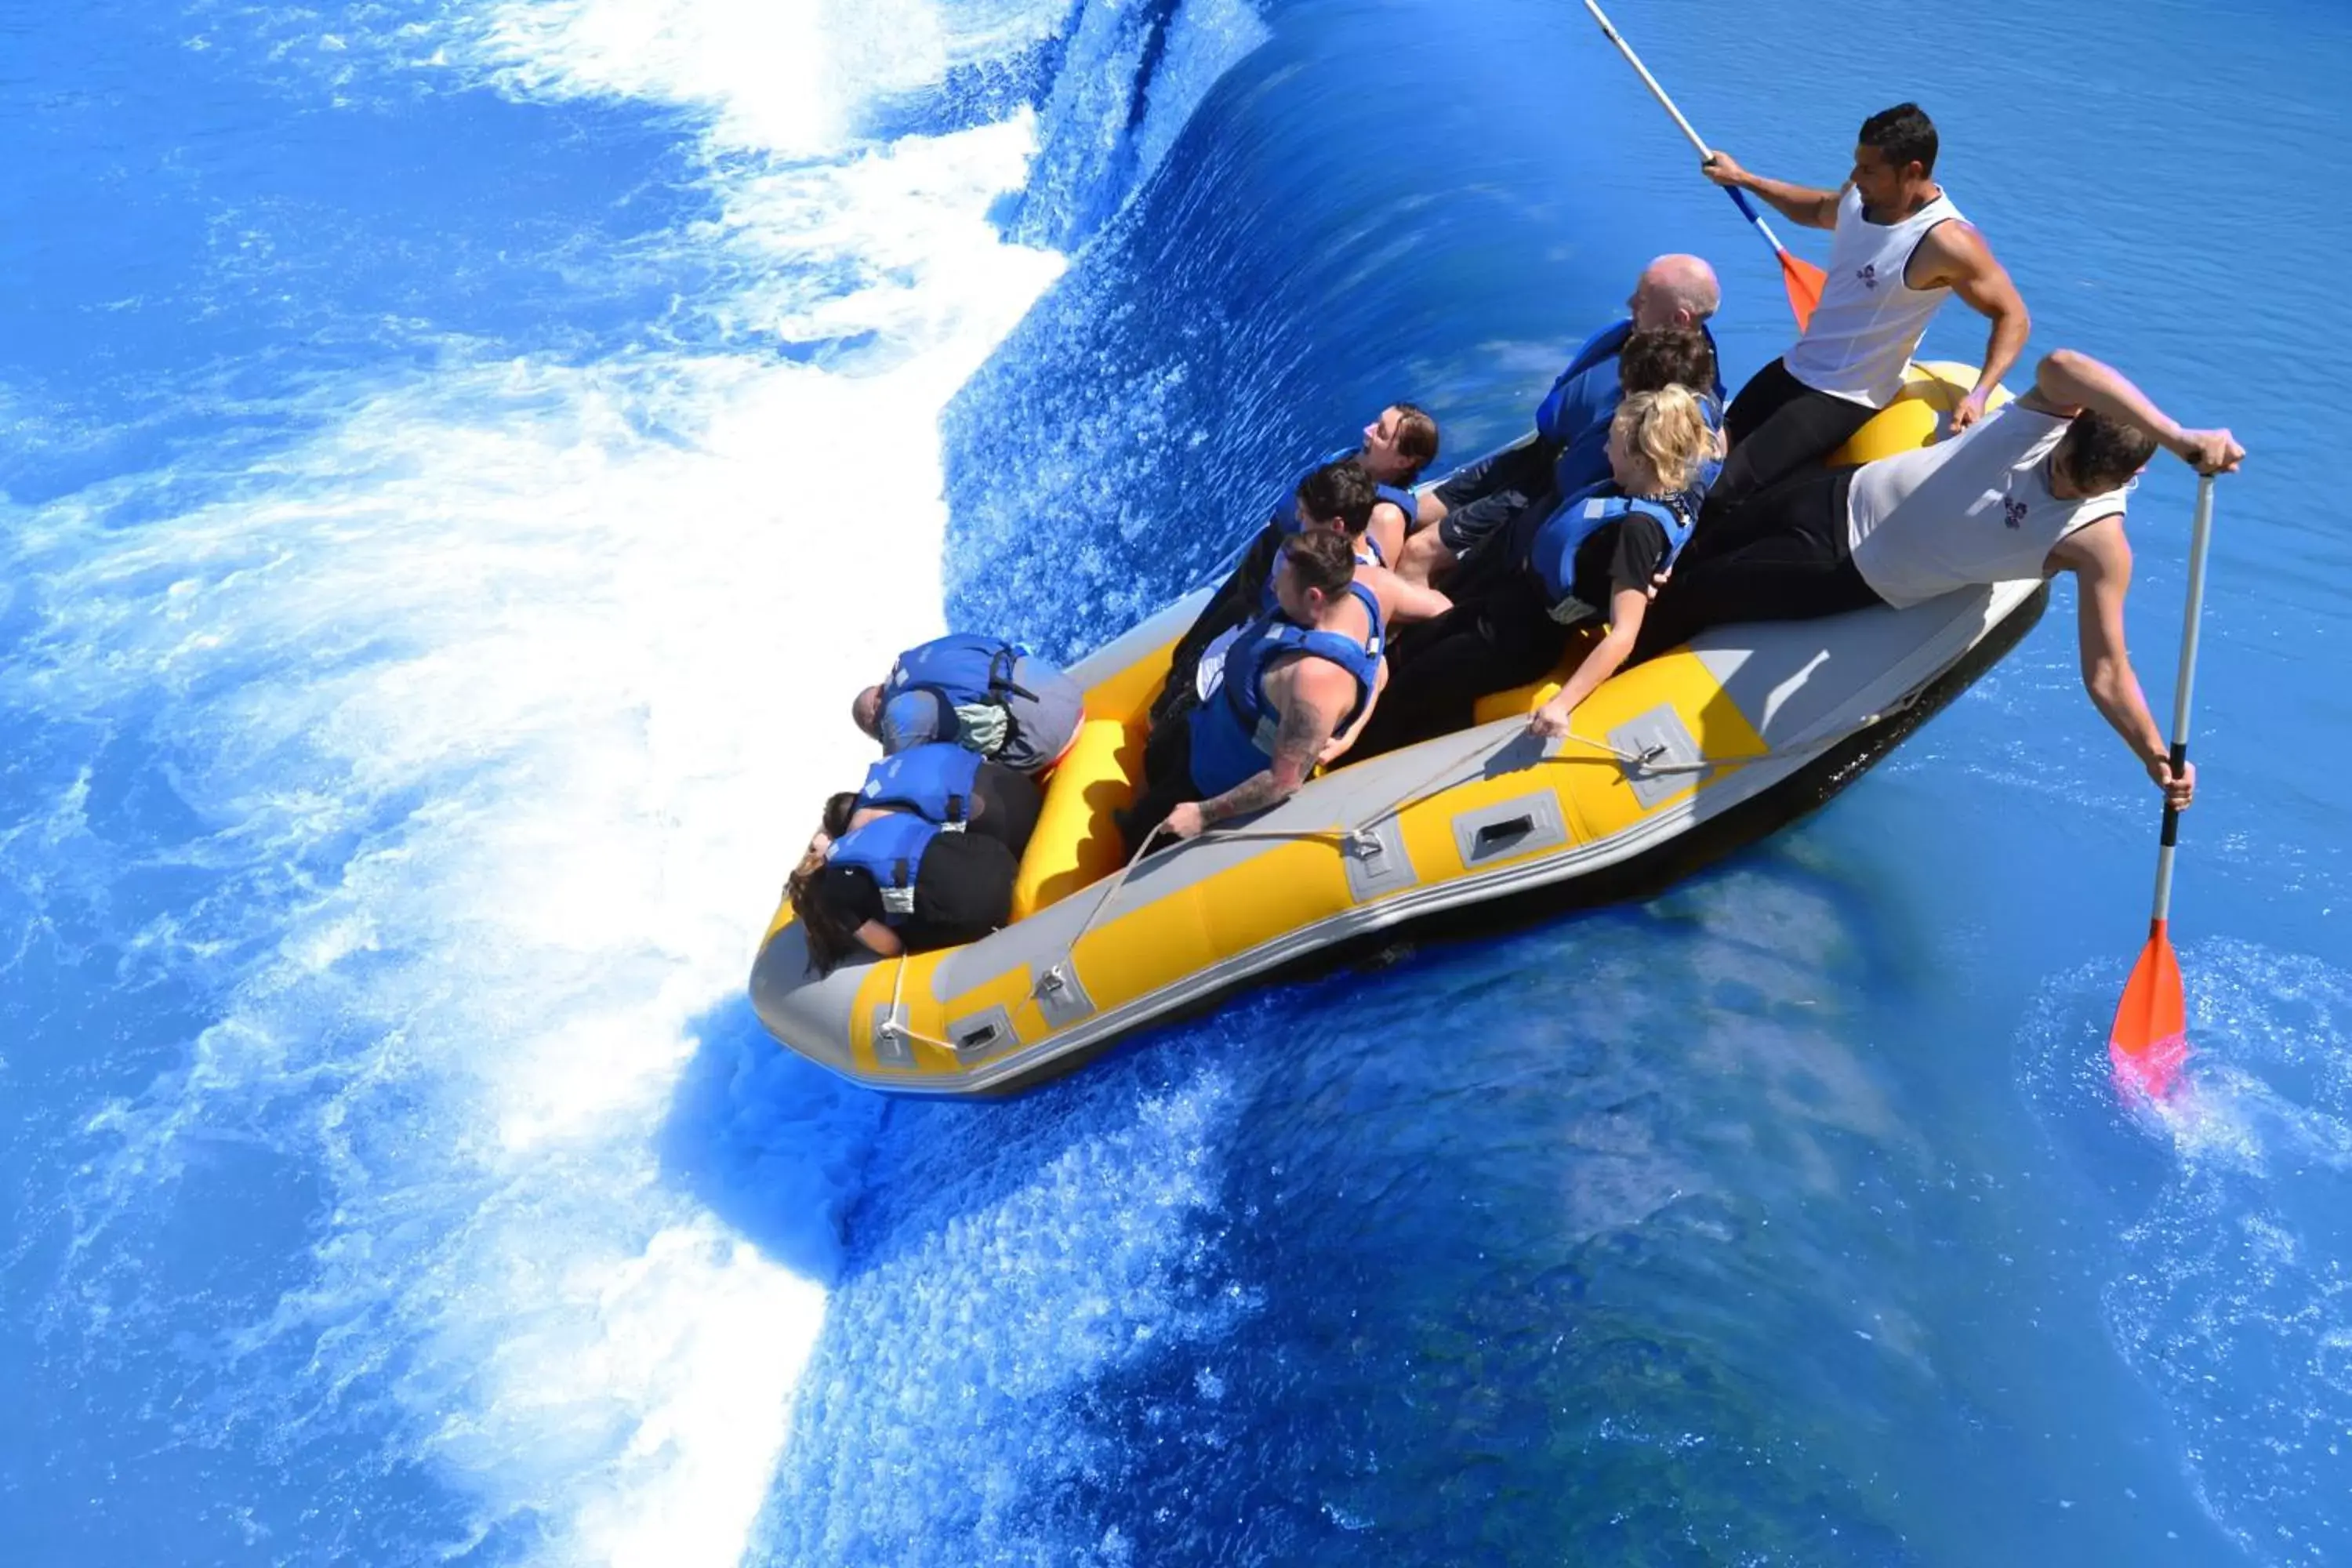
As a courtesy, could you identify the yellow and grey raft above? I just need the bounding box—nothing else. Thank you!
[751,364,2042,1095]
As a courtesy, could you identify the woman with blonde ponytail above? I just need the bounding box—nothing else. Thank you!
[1344,381,1721,760]
[1525,386,1720,738]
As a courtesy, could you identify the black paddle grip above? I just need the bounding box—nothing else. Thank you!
[2158,741,2189,848]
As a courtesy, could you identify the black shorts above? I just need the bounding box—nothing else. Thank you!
[1635,466,1882,660]
[906,833,1019,948]
[1432,440,1558,556]
[1700,358,1880,528]
[970,760,1044,858]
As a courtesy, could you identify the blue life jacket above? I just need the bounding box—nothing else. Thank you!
[826,811,941,925]
[1187,582,1385,799]
[1527,485,1698,626]
[886,633,1036,749]
[1535,321,1633,442]
[859,743,982,827]
[1534,320,1730,446]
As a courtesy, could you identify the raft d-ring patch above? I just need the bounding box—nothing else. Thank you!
[1029,960,1096,1029]
[1608,705,1708,810]
[1341,817,1418,903]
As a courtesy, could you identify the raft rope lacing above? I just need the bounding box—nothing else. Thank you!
[871,684,1929,1059]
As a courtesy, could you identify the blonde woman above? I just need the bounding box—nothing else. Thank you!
[1526,385,1721,738]
[1345,384,1720,760]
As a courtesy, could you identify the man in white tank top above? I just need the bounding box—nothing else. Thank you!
[1697,103,2031,527]
[1634,350,2241,811]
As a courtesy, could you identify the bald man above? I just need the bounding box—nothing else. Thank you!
[1398,254,1723,587]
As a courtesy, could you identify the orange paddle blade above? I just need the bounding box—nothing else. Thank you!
[2108,921,2188,1100]
[1780,252,1827,332]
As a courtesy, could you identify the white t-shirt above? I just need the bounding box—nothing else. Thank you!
[1846,405,2129,608]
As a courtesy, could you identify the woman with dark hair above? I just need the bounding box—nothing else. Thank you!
[785,743,1041,975]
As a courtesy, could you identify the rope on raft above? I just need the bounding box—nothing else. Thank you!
[875,683,1929,1062]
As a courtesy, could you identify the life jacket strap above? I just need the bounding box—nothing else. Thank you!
[987,644,1040,705]
[880,861,918,918]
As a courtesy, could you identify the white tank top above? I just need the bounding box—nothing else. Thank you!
[1784,184,1965,408]
[1844,405,2129,608]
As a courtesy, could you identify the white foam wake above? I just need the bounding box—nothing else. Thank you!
[0,0,1261,1559]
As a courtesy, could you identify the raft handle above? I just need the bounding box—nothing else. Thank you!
[1475,816,1536,851]
[1450,793,1570,869]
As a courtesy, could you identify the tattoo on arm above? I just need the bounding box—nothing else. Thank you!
[1198,697,1332,824]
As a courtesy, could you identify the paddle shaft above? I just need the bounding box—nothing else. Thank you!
[1578,0,1799,256]
[2148,475,2219,926]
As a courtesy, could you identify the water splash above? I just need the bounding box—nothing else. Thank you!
[1,0,1261,1559]
[2023,939,2352,1565]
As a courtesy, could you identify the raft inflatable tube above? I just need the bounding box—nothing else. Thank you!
[752,362,2041,1095]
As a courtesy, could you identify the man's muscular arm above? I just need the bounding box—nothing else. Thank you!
[1364,563,1452,625]
[2018,350,2245,474]
[1166,666,1344,837]
[1918,223,2030,432]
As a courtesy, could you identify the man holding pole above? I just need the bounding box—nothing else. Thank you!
[1573,3,2223,1098]
[1697,103,2031,525]
[1633,348,2241,809]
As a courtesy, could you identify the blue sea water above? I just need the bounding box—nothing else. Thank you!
[4,0,2350,1563]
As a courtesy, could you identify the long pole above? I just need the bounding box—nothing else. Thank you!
[2108,475,2220,1099]
[1577,0,1826,327]
[2148,475,2218,927]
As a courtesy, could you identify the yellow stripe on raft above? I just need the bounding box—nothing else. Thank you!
[1011,718,1141,921]
[1080,631,1181,726]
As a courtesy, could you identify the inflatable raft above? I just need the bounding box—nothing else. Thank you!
[751,362,2043,1094]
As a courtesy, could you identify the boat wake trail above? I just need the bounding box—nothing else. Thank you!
[2021,938,2352,1566]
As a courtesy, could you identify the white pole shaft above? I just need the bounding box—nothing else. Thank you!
[2149,474,2218,925]
[1579,0,1798,257]
[1581,0,1711,155]
[2150,836,2180,927]
[2167,476,2218,750]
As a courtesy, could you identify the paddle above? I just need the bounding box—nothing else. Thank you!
[1579,0,1828,329]
[2108,474,2219,1101]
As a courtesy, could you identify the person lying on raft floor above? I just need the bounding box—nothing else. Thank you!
[1341,384,1722,762]
[1397,254,1722,589]
[1122,527,1444,847]
[853,630,1087,776]
[1152,407,1440,727]
[1697,100,2029,528]
[786,742,1044,973]
[1627,348,2242,809]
